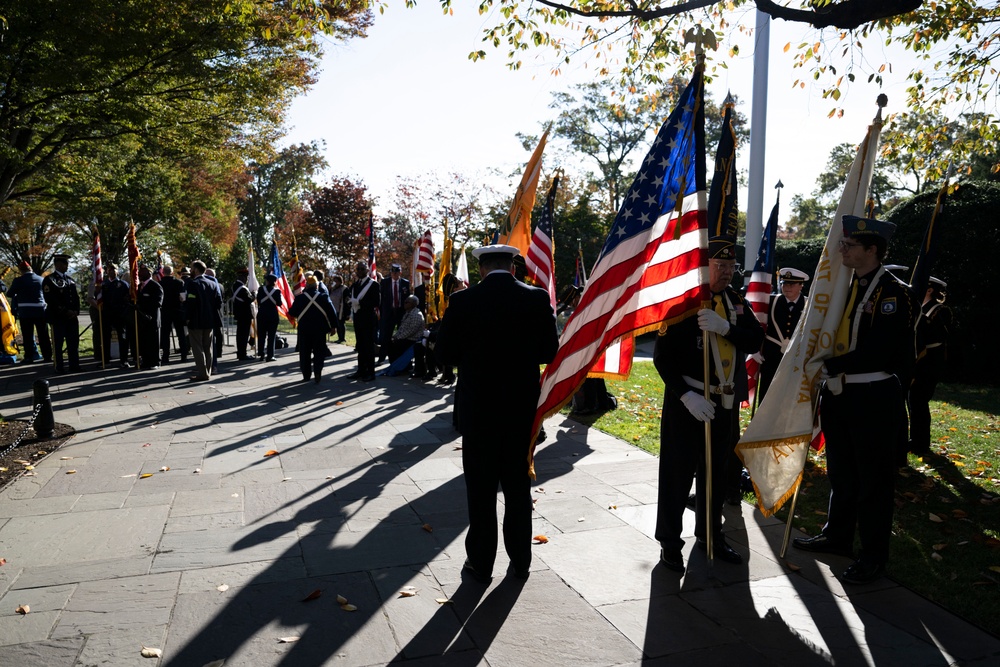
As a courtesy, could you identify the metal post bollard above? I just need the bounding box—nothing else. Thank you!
[33,379,54,439]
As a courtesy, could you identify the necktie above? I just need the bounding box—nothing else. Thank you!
[713,295,735,372]
[834,279,859,356]
[393,281,399,308]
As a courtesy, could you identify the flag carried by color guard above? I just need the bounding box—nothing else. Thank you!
[269,240,293,320]
[743,188,781,407]
[525,173,560,311]
[530,67,709,475]
[736,103,886,517]
[502,128,549,256]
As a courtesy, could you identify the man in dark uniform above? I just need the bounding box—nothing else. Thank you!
[378,263,410,363]
[184,260,223,381]
[347,261,380,381]
[654,237,764,573]
[204,268,225,372]
[232,267,255,360]
[135,264,164,369]
[7,260,52,363]
[908,276,951,456]
[100,264,134,368]
[436,244,559,582]
[793,215,917,585]
[287,275,338,383]
[256,273,283,361]
[757,267,809,402]
[159,266,187,364]
[43,253,82,373]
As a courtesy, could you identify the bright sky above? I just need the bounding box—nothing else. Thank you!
[282,3,923,230]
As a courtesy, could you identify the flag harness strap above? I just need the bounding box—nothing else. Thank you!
[352,278,374,313]
[261,287,279,305]
[296,292,331,329]
[708,292,739,409]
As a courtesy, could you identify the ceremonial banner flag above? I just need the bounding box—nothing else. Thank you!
[154,250,164,281]
[530,68,709,474]
[92,233,104,305]
[502,128,549,256]
[0,293,17,357]
[437,227,453,315]
[706,99,740,240]
[269,240,293,319]
[126,222,141,301]
[736,105,885,517]
[526,174,560,311]
[247,246,260,320]
[455,245,469,287]
[743,190,780,406]
[367,211,377,280]
[410,238,423,288]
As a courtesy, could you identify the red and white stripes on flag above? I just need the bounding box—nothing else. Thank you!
[415,230,435,276]
[588,335,635,381]
[92,233,104,305]
[529,68,709,475]
[526,174,559,311]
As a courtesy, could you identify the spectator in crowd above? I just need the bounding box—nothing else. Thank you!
[7,260,51,364]
[184,260,223,381]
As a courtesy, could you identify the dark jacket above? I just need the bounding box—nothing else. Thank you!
[102,278,131,320]
[436,271,559,441]
[184,275,223,330]
[232,280,254,320]
[654,285,764,403]
[42,272,80,322]
[136,279,164,328]
[349,276,380,332]
[256,284,283,324]
[7,271,46,319]
[287,287,337,337]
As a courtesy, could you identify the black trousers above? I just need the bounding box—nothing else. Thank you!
[160,310,188,361]
[461,434,532,574]
[235,316,252,358]
[355,320,376,377]
[137,315,160,368]
[820,378,901,564]
[18,315,52,362]
[297,329,327,380]
[258,318,278,359]
[907,371,939,454]
[50,316,80,371]
[100,315,131,365]
[655,392,734,552]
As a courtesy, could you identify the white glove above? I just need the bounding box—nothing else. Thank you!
[349,297,360,312]
[819,364,830,380]
[697,308,730,335]
[751,352,764,364]
[680,391,716,422]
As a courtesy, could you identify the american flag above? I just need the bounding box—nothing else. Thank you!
[415,229,435,275]
[743,192,780,407]
[154,249,164,281]
[126,222,141,301]
[289,251,306,295]
[526,174,560,311]
[92,232,104,305]
[530,68,708,464]
[269,240,293,319]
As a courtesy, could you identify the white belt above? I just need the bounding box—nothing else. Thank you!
[683,375,735,395]
[843,371,893,384]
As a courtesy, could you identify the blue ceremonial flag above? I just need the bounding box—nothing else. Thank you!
[269,240,292,319]
[909,178,950,300]
[532,66,709,471]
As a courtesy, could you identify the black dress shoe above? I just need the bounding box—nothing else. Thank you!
[793,534,853,556]
[361,374,376,382]
[345,372,360,379]
[462,559,492,584]
[697,537,743,564]
[507,563,530,580]
[841,559,885,585]
[660,548,685,573]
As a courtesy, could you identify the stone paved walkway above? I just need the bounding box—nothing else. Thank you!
[1,340,998,666]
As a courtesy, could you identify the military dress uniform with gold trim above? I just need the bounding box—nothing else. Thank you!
[653,286,764,553]
[819,267,917,567]
[43,270,81,372]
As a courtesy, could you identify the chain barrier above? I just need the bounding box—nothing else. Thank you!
[0,402,45,460]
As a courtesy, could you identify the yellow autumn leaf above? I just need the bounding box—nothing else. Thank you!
[263,450,279,457]
[66,470,77,475]
[989,566,1000,573]
[277,636,300,643]
[340,603,357,611]
[336,594,348,605]
[435,597,452,604]
[398,587,418,598]
[139,473,154,479]
[140,646,162,658]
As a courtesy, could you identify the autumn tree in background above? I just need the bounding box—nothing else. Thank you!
[239,142,328,257]
[305,176,374,278]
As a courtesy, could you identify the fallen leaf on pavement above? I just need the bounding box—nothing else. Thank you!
[217,584,229,592]
[140,646,162,658]
[15,604,29,614]
[302,589,322,602]
[0,468,6,472]
[60,457,73,460]
[435,598,452,604]
[340,603,357,611]
[421,524,433,533]
[65,470,76,475]
[277,637,300,643]
[23,472,37,477]
[533,535,549,544]
[139,473,154,479]
[398,588,418,598]
[193,469,201,474]
[932,543,948,551]
[263,450,279,457]
[121,474,137,478]
[142,443,151,447]
[335,401,343,405]
[952,509,969,518]
[931,552,943,561]
[784,561,802,572]
[928,513,944,523]
[453,446,462,450]
[160,466,170,472]
[335,594,348,605]
[13,460,29,465]
[608,505,617,510]
[0,558,6,566]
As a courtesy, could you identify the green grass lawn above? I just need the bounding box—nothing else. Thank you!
[572,362,1000,637]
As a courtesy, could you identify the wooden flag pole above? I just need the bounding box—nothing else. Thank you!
[779,481,802,559]
[702,327,714,566]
